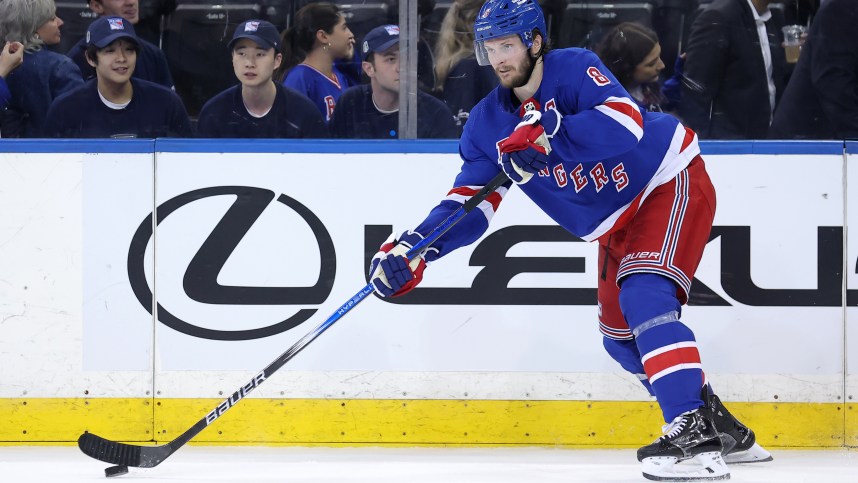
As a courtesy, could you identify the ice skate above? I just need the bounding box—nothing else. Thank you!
[638,407,730,481]
[705,390,773,464]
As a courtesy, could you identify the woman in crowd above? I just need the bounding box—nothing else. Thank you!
[0,0,82,137]
[594,22,682,114]
[277,2,356,123]
[432,0,498,134]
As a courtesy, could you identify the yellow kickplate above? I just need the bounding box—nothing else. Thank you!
[0,398,152,442]
[0,398,850,447]
[846,402,857,447]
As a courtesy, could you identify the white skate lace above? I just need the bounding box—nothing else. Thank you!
[660,410,695,440]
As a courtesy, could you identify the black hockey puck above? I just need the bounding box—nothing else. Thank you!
[104,465,128,477]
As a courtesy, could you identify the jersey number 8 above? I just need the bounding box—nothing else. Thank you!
[587,67,611,86]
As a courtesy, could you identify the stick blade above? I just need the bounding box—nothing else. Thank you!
[78,432,144,467]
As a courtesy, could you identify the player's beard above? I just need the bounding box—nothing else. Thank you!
[496,52,537,89]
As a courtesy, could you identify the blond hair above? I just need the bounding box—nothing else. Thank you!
[433,0,485,92]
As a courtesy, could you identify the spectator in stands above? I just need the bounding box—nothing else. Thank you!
[0,42,24,110]
[0,0,83,137]
[329,25,457,139]
[43,17,192,138]
[35,3,66,46]
[595,23,683,114]
[433,0,498,134]
[197,20,327,138]
[769,0,857,139]
[277,2,357,123]
[67,0,174,89]
[680,0,789,139]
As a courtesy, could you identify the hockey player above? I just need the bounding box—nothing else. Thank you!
[367,0,771,480]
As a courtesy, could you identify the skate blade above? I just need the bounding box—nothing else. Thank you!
[642,451,731,481]
[724,443,773,464]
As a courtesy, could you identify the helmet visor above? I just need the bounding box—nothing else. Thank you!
[474,35,528,66]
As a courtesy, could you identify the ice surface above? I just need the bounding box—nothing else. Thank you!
[0,446,855,482]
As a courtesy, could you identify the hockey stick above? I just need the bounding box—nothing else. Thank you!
[78,171,509,472]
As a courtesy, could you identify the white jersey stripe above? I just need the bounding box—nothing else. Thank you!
[595,99,644,141]
[444,186,508,223]
[649,363,703,384]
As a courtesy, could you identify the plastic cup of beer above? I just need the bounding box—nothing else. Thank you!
[782,25,807,64]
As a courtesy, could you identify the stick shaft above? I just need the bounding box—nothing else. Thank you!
[79,171,509,468]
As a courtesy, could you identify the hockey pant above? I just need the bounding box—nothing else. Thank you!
[597,156,716,422]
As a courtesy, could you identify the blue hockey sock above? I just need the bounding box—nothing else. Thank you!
[619,274,705,422]
[636,323,705,421]
[602,337,654,396]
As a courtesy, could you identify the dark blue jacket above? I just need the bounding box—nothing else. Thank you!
[680,0,788,139]
[43,78,192,138]
[440,57,498,135]
[1,48,83,137]
[770,0,858,139]
[0,78,11,109]
[329,84,457,139]
[197,84,328,138]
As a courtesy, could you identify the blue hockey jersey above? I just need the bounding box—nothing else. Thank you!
[412,48,700,260]
[283,64,355,123]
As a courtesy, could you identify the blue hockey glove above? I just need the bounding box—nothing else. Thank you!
[368,230,429,297]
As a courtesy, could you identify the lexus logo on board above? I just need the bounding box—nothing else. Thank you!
[127,186,335,341]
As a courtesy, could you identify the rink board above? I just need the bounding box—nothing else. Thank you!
[0,139,855,447]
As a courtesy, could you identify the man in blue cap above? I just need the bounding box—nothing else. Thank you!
[66,0,174,90]
[196,20,327,138]
[328,24,457,139]
[43,16,192,138]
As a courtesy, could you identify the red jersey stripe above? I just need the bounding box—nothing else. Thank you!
[448,186,504,212]
[643,346,701,379]
[603,100,644,129]
[448,186,478,197]
[680,127,696,152]
[484,191,503,212]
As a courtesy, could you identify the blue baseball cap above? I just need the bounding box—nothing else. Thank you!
[361,25,399,61]
[86,16,138,49]
[228,20,281,51]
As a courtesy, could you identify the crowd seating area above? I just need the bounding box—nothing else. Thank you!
[7,0,839,140]
[44,0,721,116]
